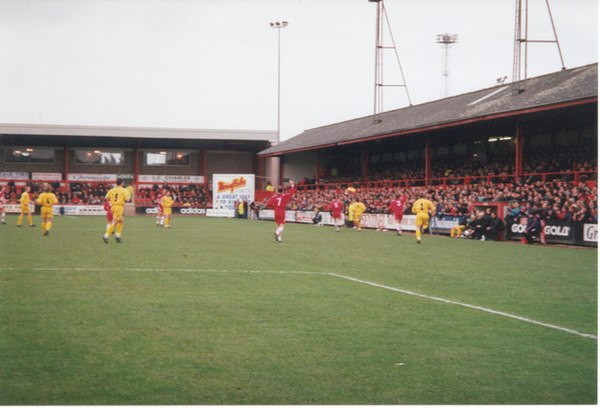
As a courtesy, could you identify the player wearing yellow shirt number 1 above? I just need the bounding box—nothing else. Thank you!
[36,184,58,236]
[103,179,131,243]
[161,190,174,229]
[411,194,435,244]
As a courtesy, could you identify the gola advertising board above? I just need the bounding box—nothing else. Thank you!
[507,218,577,244]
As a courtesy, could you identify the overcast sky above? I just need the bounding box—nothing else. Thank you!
[0,0,597,141]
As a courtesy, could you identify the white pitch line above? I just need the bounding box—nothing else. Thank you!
[328,273,597,340]
[26,267,326,276]
[1,266,595,340]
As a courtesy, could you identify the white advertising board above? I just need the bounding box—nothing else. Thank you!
[212,174,255,211]
[0,172,29,180]
[138,175,205,183]
[68,174,117,182]
[31,172,63,181]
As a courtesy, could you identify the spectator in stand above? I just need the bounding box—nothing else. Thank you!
[472,211,488,241]
[485,211,505,241]
[505,201,522,226]
[523,212,542,244]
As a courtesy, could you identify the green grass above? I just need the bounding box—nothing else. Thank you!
[0,214,596,404]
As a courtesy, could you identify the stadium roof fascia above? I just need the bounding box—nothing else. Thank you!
[258,63,598,158]
[0,123,277,143]
[336,96,597,147]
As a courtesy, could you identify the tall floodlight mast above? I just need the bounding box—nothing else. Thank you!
[512,0,566,92]
[436,33,458,98]
[369,0,412,123]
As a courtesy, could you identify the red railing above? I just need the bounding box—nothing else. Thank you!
[291,170,597,191]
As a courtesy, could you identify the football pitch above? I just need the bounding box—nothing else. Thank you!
[0,215,597,404]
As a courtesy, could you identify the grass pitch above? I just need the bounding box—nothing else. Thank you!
[0,215,596,404]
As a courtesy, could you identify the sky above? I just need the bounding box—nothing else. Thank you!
[0,0,597,142]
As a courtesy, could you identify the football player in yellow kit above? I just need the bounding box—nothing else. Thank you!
[17,185,34,227]
[36,184,58,236]
[411,194,435,244]
[351,200,367,231]
[102,179,131,243]
[161,190,174,229]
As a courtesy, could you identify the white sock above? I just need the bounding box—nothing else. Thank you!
[276,226,284,235]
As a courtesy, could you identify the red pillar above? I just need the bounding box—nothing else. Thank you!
[361,152,368,185]
[425,138,431,185]
[316,152,321,185]
[257,156,264,190]
[63,146,69,190]
[202,149,209,190]
[515,119,523,181]
[133,147,139,187]
[279,156,284,187]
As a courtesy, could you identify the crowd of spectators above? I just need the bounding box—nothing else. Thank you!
[316,143,596,186]
[260,179,597,231]
[0,182,210,208]
[135,184,209,207]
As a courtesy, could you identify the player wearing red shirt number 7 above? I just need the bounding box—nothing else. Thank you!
[266,180,296,243]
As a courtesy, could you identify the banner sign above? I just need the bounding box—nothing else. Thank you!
[212,174,255,210]
[506,218,578,244]
[137,175,204,183]
[54,205,106,216]
[206,208,236,218]
[136,206,206,216]
[67,173,117,182]
[0,172,29,180]
[430,216,463,233]
[31,172,63,181]
[257,210,415,231]
[3,203,35,214]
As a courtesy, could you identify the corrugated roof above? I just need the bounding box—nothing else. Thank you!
[259,63,597,157]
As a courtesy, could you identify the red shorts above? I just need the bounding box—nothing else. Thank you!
[394,213,403,222]
[106,212,113,222]
[331,211,342,220]
[274,211,286,225]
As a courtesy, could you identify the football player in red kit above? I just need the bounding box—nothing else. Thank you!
[266,180,296,243]
[155,190,164,227]
[389,194,408,235]
[103,198,113,231]
[329,197,344,231]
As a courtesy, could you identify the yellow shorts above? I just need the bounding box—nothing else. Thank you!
[41,207,53,218]
[20,205,30,214]
[164,208,172,216]
[415,212,430,228]
[111,205,124,222]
